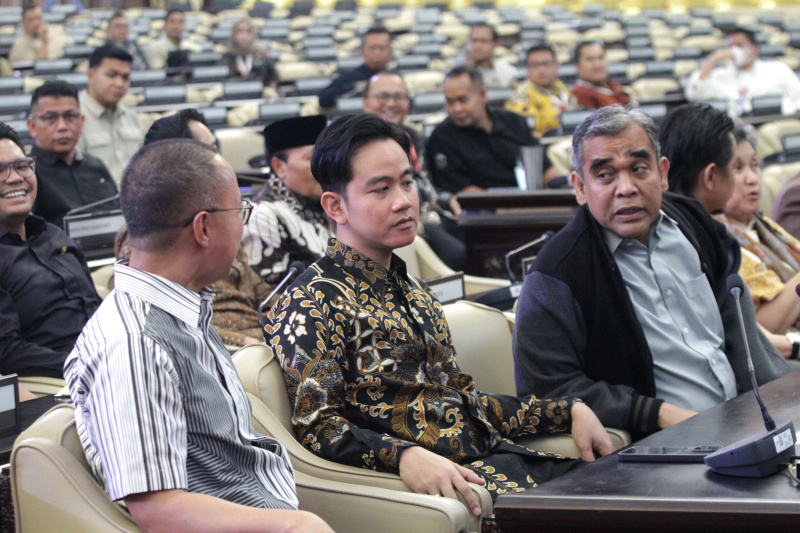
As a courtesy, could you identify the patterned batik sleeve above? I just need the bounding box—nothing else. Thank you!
[266,284,417,474]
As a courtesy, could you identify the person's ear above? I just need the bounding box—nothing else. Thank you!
[271,157,286,181]
[701,162,717,192]
[658,156,670,192]
[190,212,211,248]
[321,191,347,226]
[571,171,588,205]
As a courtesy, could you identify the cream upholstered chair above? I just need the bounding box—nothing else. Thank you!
[232,343,490,533]
[546,137,573,176]
[761,161,800,215]
[17,377,66,398]
[216,128,265,169]
[90,264,115,300]
[395,236,510,297]
[756,119,800,162]
[12,404,473,533]
[441,301,631,456]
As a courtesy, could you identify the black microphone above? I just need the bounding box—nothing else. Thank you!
[258,261,306,329]
[795,282,800,298]
[504,230,555,282]
[704,274,796,477]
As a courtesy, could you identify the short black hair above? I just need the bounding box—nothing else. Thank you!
[109,11,125,22]
[471,23,498,42]
[165,8,185,21]
[144,108,209,145]
[121,139,222,250]
[22,4,39,15]
[526,43,556,62]
[573,40,603,64]
[362,25,390,47]
[311,114,410,195]
[89,43,133,68]
[728,27,757,46]
[659,103,735,197]
[0,122,25,152]
[445,65,484,91]
[30,80,79,113]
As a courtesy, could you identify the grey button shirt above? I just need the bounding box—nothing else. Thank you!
[604,212,737,412]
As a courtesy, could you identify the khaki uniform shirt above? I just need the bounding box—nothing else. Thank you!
[77,91,144,187]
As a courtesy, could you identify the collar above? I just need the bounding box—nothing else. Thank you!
[30,144,83,166]
[113,261,215,328]
[574,78,617,95]
[603,210,675,253]
[80,90,118,118]
[256,175,328,225]
[325,237,408,287]
[0,215,46,242]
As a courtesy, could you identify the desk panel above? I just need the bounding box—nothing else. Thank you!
[495,370,800,532]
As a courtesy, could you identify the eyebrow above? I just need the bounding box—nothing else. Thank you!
[364,168,413,187]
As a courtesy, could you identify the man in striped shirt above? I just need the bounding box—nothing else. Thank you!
[65,139,333,532]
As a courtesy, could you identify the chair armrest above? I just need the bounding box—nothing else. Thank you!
[18,376,67,397]
[513,428,632,457]
[295,471,473,533]
[11,438,141,532]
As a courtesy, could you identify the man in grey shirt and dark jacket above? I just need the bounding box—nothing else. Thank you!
[513,105,795,438]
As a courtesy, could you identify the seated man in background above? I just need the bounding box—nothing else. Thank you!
[28,81,118,228]
[268,113,612,510]
[0,121,100,378]
[685,27,800,116]
[426,66,557,198]
[105,12,147,71]
[77,43,145,187]
[514,106,793,438]
[506,44,576,136]
[65,138,333,533]
[772,173,800,240]
[362,71,466,271]
[141,109,273,347]
[318,26,392,109]
[8,4,73,63]
[242,115,332,284]
[571,41,630,110]
[457,23,517,89]
[145,8,202,70]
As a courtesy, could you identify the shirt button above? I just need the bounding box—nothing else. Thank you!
[711,360,717,366]
[666,289,673,296]
[683,327,689,334]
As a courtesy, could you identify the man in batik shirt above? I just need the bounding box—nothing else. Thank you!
[242,115,332,284]
[266,114,613,515]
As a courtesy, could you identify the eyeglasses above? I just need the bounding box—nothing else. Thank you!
[180,199,253,227]
[0,157,36,182]
[370,92,410,103]
[30,111,82,126]
[528,60,557,69]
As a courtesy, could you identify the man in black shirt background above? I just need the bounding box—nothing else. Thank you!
[0,121,100,378]
[426,66,557,214]
[27,80,118,228]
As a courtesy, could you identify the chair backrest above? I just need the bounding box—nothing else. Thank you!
[395,236,455,281]
[11,404,142,532]
[232,343,296,436]
[442,301,516,396]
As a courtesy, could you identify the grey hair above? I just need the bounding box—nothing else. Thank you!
[731,117,758,149]
[572,105,660,177]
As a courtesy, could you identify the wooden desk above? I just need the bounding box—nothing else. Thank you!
[495,370,800,532]
[457,190,578,278]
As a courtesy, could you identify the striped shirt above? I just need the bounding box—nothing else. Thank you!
[64,263,298,509]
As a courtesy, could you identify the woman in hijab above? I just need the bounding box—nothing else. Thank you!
[225,17,278,86]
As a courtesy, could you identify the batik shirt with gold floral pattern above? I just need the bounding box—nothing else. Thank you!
[266,239,577,492]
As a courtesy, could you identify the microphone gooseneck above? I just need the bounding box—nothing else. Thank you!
[258,261,306,329]
[727,274,776,432]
